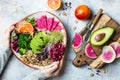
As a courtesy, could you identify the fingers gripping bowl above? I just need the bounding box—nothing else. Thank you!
[10,11,67,69]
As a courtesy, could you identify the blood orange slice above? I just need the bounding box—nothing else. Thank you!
[18,23,34,33]
[48,0,62,10]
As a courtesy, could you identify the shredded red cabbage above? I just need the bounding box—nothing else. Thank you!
[36,44,49,60]
[49,43,65,61]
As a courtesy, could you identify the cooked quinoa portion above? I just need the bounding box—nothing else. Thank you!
[20,50,53,67]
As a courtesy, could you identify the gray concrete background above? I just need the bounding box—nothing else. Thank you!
[0,0,120,80]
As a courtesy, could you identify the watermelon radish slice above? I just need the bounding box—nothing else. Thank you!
[47,18,54,31]
[85,43,97,59]
[51,20,59,31]
[35,15,47,30]
[101,46,116,63]
[110,42,120,58]
[73,33,83,48]
[54,25,62,30]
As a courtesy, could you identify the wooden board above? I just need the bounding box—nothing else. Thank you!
[72,14,120,68]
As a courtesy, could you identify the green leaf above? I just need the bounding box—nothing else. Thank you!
[25,18,31,22]
[18,33,32,49]
[25,17,36,26]
[19,48,26,55]
[12,32,18,39]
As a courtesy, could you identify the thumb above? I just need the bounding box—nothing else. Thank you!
[3,25,14,36]
[52,56,64,76]
[9,26,14,33]
[6,25,14,34]
[46,61,59,74]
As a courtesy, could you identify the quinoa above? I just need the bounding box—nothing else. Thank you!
[20,50,53,67]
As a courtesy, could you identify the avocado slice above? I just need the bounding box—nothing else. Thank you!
[90,27,114,46]
[30,31,50,54]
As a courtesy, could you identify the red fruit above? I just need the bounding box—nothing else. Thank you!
[75,5,91,20]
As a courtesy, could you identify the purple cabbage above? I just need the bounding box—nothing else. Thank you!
[36,44,49,60]
[11,39,20,52]
[49,43,65,61]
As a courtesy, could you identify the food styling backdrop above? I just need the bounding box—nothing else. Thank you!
[0,0,120,80]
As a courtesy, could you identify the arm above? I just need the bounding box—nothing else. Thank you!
[0,26,14,74]
[22,70,45,80]
[0,45,11,74]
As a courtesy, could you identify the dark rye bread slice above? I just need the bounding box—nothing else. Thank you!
[72,14,120,68]
[10,11,67,69]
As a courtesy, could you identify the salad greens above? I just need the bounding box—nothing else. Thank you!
[18,34,32,54]
[10,14,67,65]
[12,29,63,55]
[30,31,63,54]
[25,17,36,26]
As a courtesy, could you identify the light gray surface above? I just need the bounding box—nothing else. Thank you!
[0,0,120,80]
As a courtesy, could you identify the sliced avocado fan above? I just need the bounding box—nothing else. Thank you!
[90,27,114,46]
[30,31,49,54]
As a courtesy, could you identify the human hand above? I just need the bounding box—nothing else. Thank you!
[0,25,14,47]
[40,56,64,78]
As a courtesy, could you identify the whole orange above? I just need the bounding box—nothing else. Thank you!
[75,5,91,20]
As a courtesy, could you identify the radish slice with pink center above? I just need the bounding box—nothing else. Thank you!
[101,46,116,63]
[47,18,54,31]
[73,33,83,48]
[110,42,120,58]
[54,25,62,30]
[35,15,47,30]
[85,43,97,59]
[51,20,59,31]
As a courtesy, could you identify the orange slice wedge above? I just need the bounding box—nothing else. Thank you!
[18,23,34,33]
[48,0,62,10]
